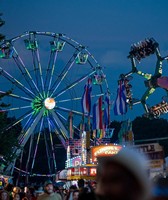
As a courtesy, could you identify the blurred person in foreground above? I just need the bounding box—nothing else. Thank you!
[0,190,10,200]
[79,147,151,200]
[37,181,62,200]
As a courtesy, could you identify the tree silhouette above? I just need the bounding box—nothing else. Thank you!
[110,116,168,157]
[133,116,168,156]
[0,13,5,42]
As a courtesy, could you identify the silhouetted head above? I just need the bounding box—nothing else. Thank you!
[96,147,151,200]
[77,179,85,189]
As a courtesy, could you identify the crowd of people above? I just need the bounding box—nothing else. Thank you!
[1,147,168,200]
[0,178,94,200]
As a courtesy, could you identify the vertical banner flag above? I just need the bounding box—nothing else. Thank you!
[104,93,110,127]
[81,78,92,116]
[93,96,103,131]
[114,80,127,115]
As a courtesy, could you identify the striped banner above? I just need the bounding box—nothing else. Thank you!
[104,93,110,127]
[93,96,103,131]
[114,80,127,115]
[81,78,92,116]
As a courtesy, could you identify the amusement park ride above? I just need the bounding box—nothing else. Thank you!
[0,32,168,179]
[115,38,168,119]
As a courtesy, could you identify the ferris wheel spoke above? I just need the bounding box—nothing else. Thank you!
[18,112,35,144]
[0,111,33,167]
[31,117,44,171]
[0,110,32,134]
[57,93,104,103]
[25,134,34,174]
[0,105,31,112]
[44,50,58,96]
[51,110,69,139]
[53,70,96,98]
[50,50,79,97]
[47,117,57,172]
[31,49,44,94]
[57,96,82,103]
[19,109,44,147]
[44,130,52,174]
[25,32,44,94]
[12,47,42,96]
[57,111,80,132]
[0,91,32,102]
[48,118,66,148]
[56,106,86,117]
[0,67,36,98]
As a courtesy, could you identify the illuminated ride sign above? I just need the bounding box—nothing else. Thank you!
[67,165,97,180]
[66,156,82,168]
[91,144,122,162]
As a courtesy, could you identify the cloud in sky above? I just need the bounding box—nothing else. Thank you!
[100,50,127,66]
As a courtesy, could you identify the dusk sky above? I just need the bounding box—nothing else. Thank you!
[1,0,168,121]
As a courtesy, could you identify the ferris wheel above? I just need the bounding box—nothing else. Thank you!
[0,31,109,176]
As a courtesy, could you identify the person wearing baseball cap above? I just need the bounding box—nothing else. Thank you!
[37,180,62,200]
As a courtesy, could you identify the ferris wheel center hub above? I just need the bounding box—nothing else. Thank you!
[44,98,56,110]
